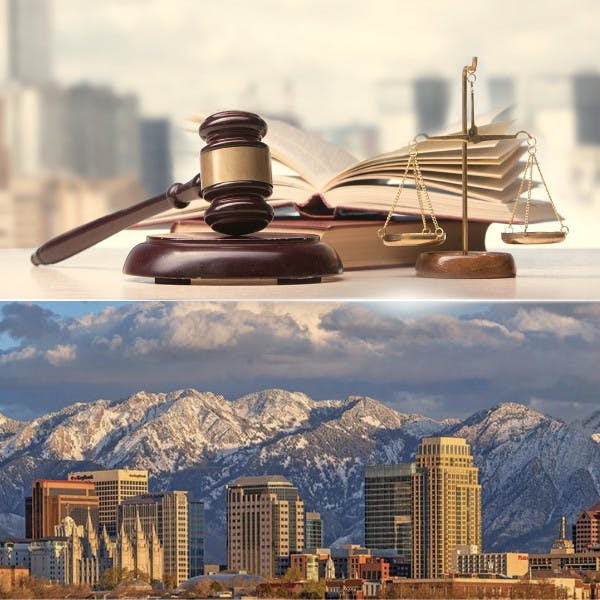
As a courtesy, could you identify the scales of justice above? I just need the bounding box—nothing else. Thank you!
[30,57,567,283]
[378,56,568,279]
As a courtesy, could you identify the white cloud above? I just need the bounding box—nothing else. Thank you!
[509,308,593,340]
[0,346,38,364]
[44,344,77,366]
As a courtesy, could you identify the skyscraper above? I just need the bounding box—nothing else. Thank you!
[188,499,204,578]
[305,512,323,550]
[413,437,481,578]
[364,463,414,561]
[140,118,173,196]
[573,73,600,145]
[488,77,516,110]
[3,0,53,83]
[119,491,189,586]
[413,76,450,134]
[68,469,148,537]
[31,479,99,539]
[227,475,305,578]
[66,84,141,179]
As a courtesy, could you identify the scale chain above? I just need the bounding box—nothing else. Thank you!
[506,137,567,234]
[377,151,415,239]
[378,141,444,240]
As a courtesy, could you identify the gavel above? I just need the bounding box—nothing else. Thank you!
[31,110,275,265]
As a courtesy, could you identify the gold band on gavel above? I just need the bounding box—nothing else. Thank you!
[200,146,272,188]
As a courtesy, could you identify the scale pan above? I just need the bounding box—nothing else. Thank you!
[382,231,446,247]
[501,230,566,245]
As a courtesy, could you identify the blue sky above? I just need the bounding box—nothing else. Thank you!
[0,301,598,423]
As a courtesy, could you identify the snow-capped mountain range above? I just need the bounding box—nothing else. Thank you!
[0,388,598,562]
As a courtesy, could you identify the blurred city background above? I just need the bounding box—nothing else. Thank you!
[0,0,599,248]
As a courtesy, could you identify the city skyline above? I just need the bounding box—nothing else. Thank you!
[6,437,599,586]
[49,0,600,129]
[0,301,599,422]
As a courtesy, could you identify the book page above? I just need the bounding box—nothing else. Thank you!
[266,119,357,188]
[322,184,558,224]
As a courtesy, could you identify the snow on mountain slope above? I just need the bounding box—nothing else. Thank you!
[0,390,598,562]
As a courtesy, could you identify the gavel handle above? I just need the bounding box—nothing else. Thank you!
[31,174,202,266]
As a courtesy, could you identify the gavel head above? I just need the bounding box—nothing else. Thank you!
[199,110,274,236]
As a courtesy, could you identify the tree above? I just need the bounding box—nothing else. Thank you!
[98,567,130,590]
[302,579,326,599]
[281,567,303,583]
[162,572,178,591]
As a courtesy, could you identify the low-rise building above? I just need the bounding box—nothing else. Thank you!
[529,551,600,573]
[455,550,530,578]
[385,576,591,600]
[290,553,319,581]
[0,565,29,591]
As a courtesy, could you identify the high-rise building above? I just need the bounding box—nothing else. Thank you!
[31,479,99,539]
[68,469,148,538]
[488,77,516,110]
[364,463,414,561]
[188,499,204,578]
[2,0,53,83]
[67,84,140,179]
[140,118,173,196]
[24,496,32,538]
[305,512,323,550]
[413,76,450,134]
[118,491,189,586]
[573,73,600,145]
[413,437,481,578]
[573,500,600,553]
[227,475,305,578]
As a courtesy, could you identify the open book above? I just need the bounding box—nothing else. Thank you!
[141,114,558,226]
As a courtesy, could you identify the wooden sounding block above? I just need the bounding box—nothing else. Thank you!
[416,251,516,279]
[123,233,342,284]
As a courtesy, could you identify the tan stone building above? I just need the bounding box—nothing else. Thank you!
[68,469,149,537]
[118,491,187,586]
[413,437,482,578]
[117,512,163,584]
[227,475,305,578]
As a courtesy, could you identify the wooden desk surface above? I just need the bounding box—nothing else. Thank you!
[2,245,599,301]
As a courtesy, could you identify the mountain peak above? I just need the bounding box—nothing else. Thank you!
[0,412,24,434]
[451,402,551,447]
[232,389,315,421]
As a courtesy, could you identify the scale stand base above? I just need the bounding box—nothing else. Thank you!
[123,232,343,285]
[416,251,516,279]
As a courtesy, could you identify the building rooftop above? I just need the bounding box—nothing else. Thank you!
[230,475,292,487]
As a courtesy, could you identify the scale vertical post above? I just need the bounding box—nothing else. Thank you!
[461,60,471,255]
[415,57,516,278]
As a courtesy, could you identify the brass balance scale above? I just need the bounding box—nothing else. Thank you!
[378,57,568,279]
